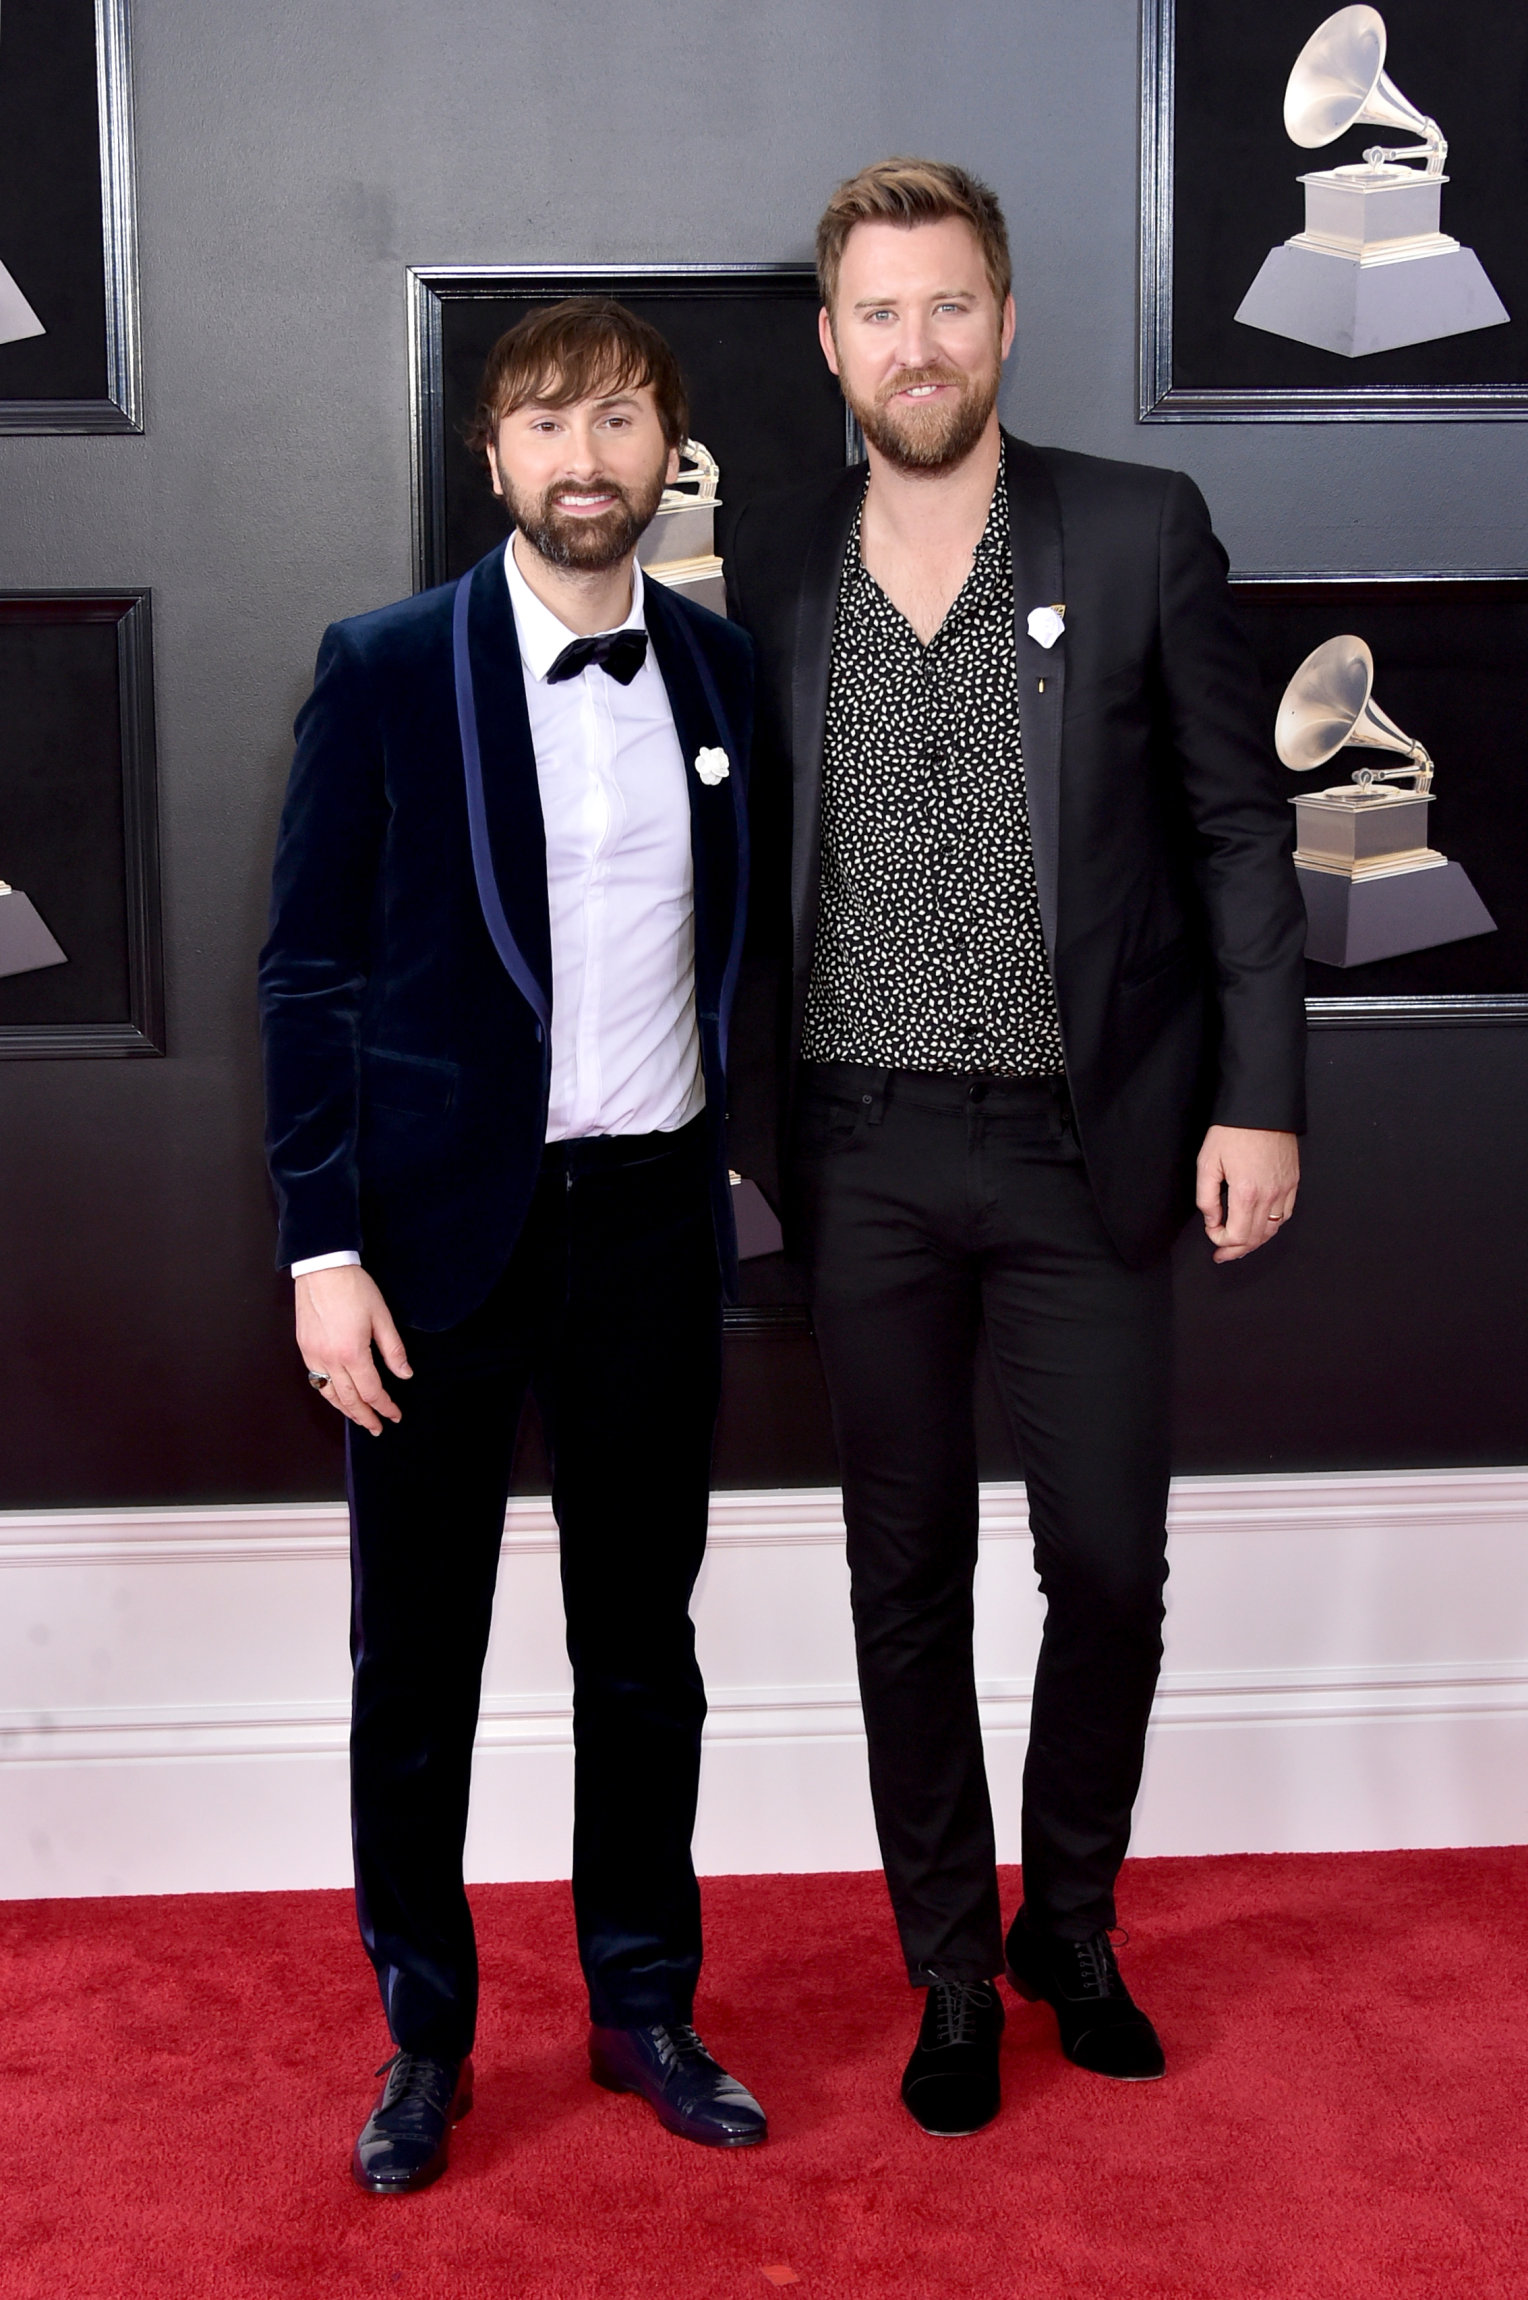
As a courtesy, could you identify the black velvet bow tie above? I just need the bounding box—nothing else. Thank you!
[545,629,649,686]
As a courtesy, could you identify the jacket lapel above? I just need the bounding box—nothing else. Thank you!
[789,464,868,987]
[1002,431,1066,962]
[644,580,745,1058]
[453,547,552,1027]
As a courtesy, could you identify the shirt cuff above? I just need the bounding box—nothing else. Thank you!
[289,1250,362,1278]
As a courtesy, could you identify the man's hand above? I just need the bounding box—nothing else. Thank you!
[1195,1126,1300,1265]
[295,1266,412,1435]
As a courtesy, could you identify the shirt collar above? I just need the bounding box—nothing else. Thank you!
[503,536,647,684]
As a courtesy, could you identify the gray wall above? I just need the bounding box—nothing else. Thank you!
[2,0,1525,1505]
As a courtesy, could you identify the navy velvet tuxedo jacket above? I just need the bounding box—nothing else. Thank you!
[723,431,1308,1269]
[259,545,754,1332]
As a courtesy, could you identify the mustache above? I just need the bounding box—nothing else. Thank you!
[876,363,968,407]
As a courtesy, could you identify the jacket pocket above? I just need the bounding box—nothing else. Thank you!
[360,1045,459,1118]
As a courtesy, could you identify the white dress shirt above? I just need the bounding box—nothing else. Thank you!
[289,540,703,1278]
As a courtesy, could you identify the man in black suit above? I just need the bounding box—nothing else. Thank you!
[260,300,767,2190]
[724,160,1307,2137]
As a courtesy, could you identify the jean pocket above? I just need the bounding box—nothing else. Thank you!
[794,1095,866,1158]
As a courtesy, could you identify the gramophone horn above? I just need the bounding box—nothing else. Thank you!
[1284,6,1444,171]
[1275,634,1426,775]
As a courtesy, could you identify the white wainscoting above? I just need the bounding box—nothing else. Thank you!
[2,1471,1525,1899]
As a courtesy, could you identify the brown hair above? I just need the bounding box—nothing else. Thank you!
[464,298,689,459]
[816,157,1012,316]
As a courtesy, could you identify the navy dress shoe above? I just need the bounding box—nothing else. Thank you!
[900,1977,1005,2136]
[351,2051,474,2193]
[589,2022,767,2147]
[1005,1909,1165,2080]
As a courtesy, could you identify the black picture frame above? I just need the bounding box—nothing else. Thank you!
[0,590,163,1056]
[1230,570,1528,1024]
[0,0,140,434]
[408,263,854,1328]
[1141,0,1528,422]
[407,262,857,592]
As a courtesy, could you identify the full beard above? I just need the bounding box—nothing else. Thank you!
[503,467,668,572]
[846,360,1000,474]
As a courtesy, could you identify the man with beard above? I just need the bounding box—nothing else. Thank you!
[260,299,765,2190]
[724,161,1306,2136]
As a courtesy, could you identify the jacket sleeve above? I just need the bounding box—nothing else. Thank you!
[258,623,389,1268]
[1156,472,1309,1134]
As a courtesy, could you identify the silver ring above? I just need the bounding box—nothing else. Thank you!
[306,1369,331,1389]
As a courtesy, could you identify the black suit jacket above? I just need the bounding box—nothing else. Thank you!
[723,430,1307,1269]
[259,545,754,1330]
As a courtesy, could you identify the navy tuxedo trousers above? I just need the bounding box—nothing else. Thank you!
[346,1117,721,2056]
[795,1066,1174,1982]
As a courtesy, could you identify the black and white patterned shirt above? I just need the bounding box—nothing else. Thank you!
[800,459,1065,1076]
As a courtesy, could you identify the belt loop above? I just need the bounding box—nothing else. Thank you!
[866,1068,890,1125]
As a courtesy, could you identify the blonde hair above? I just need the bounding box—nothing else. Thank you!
[816,157,1012,314]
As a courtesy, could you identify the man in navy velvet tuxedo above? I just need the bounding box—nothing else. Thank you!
[260,301,766,2191]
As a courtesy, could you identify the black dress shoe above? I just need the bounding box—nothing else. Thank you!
[589,2022,767,2148]
[1005,1909,1165,2080]
[351,2051,474,2194]
[900,1978,1005,2137]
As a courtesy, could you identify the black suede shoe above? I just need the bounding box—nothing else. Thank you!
[351,2051,474,2194]
[900,1978,1005,2137]
[1005,1910,1165,2080]
[589,2022,767,2147]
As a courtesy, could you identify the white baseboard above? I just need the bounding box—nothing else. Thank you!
[3,1471,1526,1897]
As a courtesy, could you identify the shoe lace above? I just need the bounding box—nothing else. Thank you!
[1070,1932,1123,2001]
[374,2050,453,2131]
[667,2033,717,2070]
[656,2024,713,2069]
[928,1978,993,2047]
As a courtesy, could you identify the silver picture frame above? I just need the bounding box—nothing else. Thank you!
[0,588,163,1056]
[1140,0,1528,423]
[0,0,142,434]
[1232,567,1528,1024]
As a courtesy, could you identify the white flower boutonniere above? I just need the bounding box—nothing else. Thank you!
[694,746,730,786]
[1027,604,1066,649]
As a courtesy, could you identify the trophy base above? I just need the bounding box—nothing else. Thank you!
[730,1176,784,1261]
[0,888,68,980]
[1297,859,1496,967]
[0,256,45,348]
[1235,241,1509,358]
[646,557,727,618]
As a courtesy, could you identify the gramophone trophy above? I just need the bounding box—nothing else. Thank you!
[0,881,67,979]
[1235,6,1508,358]
[1276,635,1495,967]
[634,438,725,616]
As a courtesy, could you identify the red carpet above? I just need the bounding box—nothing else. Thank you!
[2,1850,1525,2299]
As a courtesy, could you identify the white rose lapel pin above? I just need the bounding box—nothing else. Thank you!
[1026,603,1066,650]
[694,746,730,786]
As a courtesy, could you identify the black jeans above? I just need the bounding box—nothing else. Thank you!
[796,1065,1173,1982]
[346,1117,721,2056]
